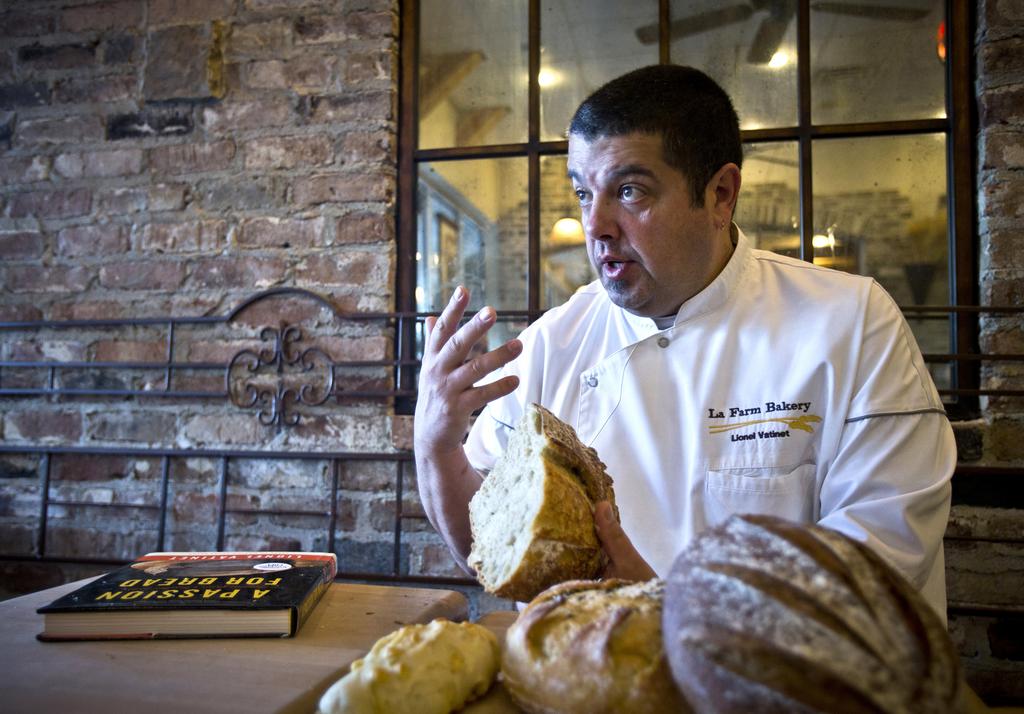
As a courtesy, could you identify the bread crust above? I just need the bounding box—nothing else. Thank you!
[663,514,969,714]
[501,578,691,714]
[468,403,618,602]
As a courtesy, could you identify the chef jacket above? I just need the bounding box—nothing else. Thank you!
[465,227,955,620]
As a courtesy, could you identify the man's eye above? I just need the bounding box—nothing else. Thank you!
[574,189,589,204]
[620,185,641,200]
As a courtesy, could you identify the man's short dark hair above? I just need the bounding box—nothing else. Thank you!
[568,65,743,207]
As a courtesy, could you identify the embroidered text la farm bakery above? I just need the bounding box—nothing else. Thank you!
[707,400,813,419]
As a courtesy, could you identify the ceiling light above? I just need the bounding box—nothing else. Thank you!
[768,50,789,69]
[537,68,562,88]
[549,217,584,245]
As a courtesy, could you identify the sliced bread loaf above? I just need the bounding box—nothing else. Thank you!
[467,403,617,602]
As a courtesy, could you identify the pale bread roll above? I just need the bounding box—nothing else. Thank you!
[318,618,499,714]
[468,403,617,602]
[663,514,969,714]
[501,578,691,714]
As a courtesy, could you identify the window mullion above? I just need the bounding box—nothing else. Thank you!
[797,0,813,263]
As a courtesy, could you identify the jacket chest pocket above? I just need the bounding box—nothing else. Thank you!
[704,463,817,527]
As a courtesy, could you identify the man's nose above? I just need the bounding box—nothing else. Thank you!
[582,197,619,241]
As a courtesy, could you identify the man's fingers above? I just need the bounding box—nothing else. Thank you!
[594,501,656,582]
[460,374,520,414]
[426,286,469,355]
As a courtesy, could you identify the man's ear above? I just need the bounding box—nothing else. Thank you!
[706,163,741,225]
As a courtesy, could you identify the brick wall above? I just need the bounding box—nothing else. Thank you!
[0,0,440,592]
[1,0,1023,701]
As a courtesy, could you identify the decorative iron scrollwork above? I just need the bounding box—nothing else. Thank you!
[227,324,334,428]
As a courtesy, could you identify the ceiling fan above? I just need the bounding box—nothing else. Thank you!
[635,1,932,64]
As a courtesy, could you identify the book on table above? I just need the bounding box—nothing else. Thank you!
[36,551,338,641]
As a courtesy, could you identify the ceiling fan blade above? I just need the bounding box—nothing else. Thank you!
[635,5,754,45]
[810,2,931,21]
[746,14,793,63]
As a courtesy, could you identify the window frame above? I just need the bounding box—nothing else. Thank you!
[397,0,978,416]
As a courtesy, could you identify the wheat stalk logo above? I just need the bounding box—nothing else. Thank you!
[709,414,822,434]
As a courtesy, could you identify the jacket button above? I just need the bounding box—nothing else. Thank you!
[586,376,598,388]
[657,336,670,348]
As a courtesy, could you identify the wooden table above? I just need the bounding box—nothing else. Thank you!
[0,577,474,713]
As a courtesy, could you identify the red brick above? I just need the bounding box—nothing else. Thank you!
[228,18,291,57]
[88,410,178,443]
[53,153,85,179]
[53,75,135,104]
[57,224,129,257]
[982,173,1024,220]
[979,85,1024,127]
[0,231,46,259]
[228,297,333,330]
[173,490,218,522]
[303,91,393,123]
[0,155,50,183]
[390,415,413,451]
[337,461,395,492]
[185,339,263,362]
[2,9,57,37]
[5,264,91,293]
[7,188,91,218]
[410,541,464,578]
[150,0,234,24]
[17,42,96,71]
[293,172,392,205]
[5,410,83,443]
[341,130,394,166]
[99,261,186,290]
[335,212,393,244]
[16,115,105,144]
[92,340,167,363]
[344,49,392,85]
[180,414,261,445]
[237,216,325,249]
[52,455,161,483]
[0,303,42,321]
[141,220,227,253]
[243,134,334,170]
[61,1,144,31]
[983,130,1024,170]
[295,11,396,44]
[10,339,87,361]
[48,300,126,321]
[202,98,294,133]
[148,140,236,174]
[251,55,337,93]
[319,335,389,361]
[84,149,145,177]
[190,256,288,289]
[297,250,391,286]
[96,187,147,215]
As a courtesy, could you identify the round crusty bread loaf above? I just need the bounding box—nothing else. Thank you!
[663,514,968,714]
[501,578,691,714]
[468,402,617,602]
[317,618,499,714]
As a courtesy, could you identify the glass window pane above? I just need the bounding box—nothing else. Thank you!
[812,133,951,389]
[669,0,798,129]
[418,0,528,149]
[736,141,800,259]
[540,154,596,308]
[540,0,658,141]
[416,158,528,317]
[811,0,946,124]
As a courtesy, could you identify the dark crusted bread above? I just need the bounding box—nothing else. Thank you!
[663,514,969,714]
[467,403,617,602]
[501,578,691,714]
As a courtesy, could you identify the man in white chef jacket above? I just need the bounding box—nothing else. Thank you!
[413,65,955,620]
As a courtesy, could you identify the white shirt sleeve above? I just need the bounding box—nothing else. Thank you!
[818,408,955,620]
